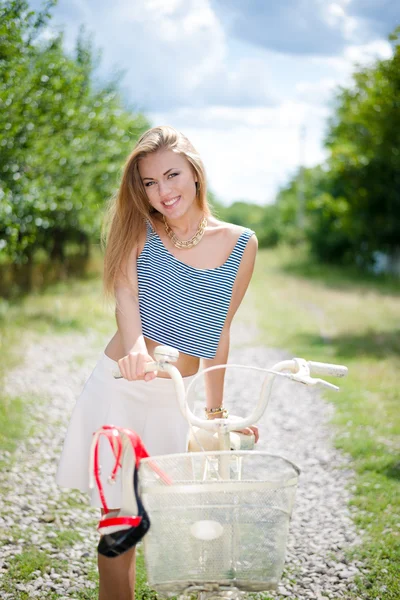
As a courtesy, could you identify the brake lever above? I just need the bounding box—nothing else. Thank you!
[290,372,339,391]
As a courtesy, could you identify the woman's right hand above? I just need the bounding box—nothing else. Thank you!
[117,351,157,382]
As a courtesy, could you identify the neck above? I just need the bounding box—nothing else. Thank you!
[164,208,204,237]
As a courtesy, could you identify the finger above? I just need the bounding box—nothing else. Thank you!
[250,426,259,443]
[236,427,258,440]
[235,428,252,436]
[135,353,146,379]
[117,358,126,380]
[127,353,138,381]
[144,370,157,382]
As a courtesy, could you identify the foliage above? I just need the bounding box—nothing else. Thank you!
[252,247,400,599]
[273,27,400,269]
[320,27,400,265]
[211,197,281,248]
[212,26,400,265]
[0,0,150,265]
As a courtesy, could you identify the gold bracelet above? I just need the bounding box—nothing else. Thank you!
[205,407,229,419]
[205,406,224,415]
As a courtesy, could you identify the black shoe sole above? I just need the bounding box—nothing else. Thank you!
[97,468,151,558]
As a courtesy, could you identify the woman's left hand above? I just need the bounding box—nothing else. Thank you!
[206,412,259,443]
[235,425,259,443]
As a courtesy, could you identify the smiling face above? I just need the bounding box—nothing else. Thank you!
[138,149,199,220]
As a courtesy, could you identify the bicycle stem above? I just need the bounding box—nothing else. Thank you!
[122,349,347,435]
[161,360,297,433]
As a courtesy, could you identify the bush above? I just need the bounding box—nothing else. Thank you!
[0,1,150,267]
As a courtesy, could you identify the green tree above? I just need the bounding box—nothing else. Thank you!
[275,28,400,268]
[216,200,281,248]
[312,27,400,265]
[275,165,327,247]
[0,0,150,266]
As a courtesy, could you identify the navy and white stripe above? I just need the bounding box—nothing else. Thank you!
[137,223,255,359]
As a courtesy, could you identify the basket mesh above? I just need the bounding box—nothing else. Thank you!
[139,452,299,595]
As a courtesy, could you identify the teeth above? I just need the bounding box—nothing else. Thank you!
[164,196,180,206]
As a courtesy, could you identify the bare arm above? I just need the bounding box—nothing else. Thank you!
[114,246,156,381]
[115,290,147,356]
[202,325,230,410]
[203,234,258,410]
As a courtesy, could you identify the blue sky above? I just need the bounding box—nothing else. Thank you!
[32,0,398,204]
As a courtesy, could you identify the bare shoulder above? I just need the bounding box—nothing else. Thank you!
[221,220,258,325]
[208,217,258,254]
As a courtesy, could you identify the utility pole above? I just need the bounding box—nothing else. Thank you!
[297,124,306,228]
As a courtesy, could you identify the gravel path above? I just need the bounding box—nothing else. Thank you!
[0,325,365,599]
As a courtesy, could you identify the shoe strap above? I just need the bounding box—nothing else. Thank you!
[92,425,172,515]
[93,426,151,514]
[116,428,171,483]
[93,427,123,513]
[98,515,142,531]
[117,427,172,485]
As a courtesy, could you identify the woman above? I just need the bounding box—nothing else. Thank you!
[56,125,258,600]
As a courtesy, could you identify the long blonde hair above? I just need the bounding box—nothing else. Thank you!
[102,125,210,300]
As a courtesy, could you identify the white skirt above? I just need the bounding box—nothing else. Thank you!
[56,352,195,508]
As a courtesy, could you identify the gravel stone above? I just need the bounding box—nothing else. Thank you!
[0,323,364,598]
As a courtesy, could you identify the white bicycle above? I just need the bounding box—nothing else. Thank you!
[91,346,347,600]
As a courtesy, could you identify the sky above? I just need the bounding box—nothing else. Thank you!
[31,0,398,205]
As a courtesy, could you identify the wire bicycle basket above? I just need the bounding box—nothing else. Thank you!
[139,450,300,595]
[106,345,347,596]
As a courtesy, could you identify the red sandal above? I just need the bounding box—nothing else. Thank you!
[89,425,153,557]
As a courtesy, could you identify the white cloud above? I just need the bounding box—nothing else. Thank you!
[344,39,393,62]
[213,0,356,56]
[327,3,346,19]
[213,0,397,56]
[37,0,275,111]
[323,1,359,41]
[151,100,329,130]
[292,38,393,112]
[190,124,327,205]
[27,0,396,205]
[150,102,329,204]
[310,38,393,79]
[295,78,338,104]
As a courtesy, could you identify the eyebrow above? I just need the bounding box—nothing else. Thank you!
[142,168,178,181]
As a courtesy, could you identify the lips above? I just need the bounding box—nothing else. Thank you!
[162,195,181,208]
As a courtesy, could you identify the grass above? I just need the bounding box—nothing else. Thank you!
[0,396,27,455]
[1,244,399,599]
[251,245,400,600]
[2,549,69,583]
[136,548,159,600]
[0,261,115,478]
[0,544,153,600]
[0,256,114,456]
[0,548,72,599]
[0,252,116,599]
[0,250,158,600]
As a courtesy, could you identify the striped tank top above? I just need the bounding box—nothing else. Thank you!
[137,222,255,359]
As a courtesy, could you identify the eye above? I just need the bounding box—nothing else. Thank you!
[168,172,179,179]
[145,181,155,187]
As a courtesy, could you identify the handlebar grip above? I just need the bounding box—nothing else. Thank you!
[307,361,348,378]
[113,361,158,379]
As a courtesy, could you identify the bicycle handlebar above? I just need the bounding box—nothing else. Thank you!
[113,347,347,434]
[307,361,348,378]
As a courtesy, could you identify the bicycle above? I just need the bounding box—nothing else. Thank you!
[91,345,347,599]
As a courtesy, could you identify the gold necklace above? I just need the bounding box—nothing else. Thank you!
[163,215,207,249]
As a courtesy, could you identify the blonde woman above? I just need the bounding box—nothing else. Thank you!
[56,125,259,600]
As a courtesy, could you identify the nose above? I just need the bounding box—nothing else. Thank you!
[157,179,172,198]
